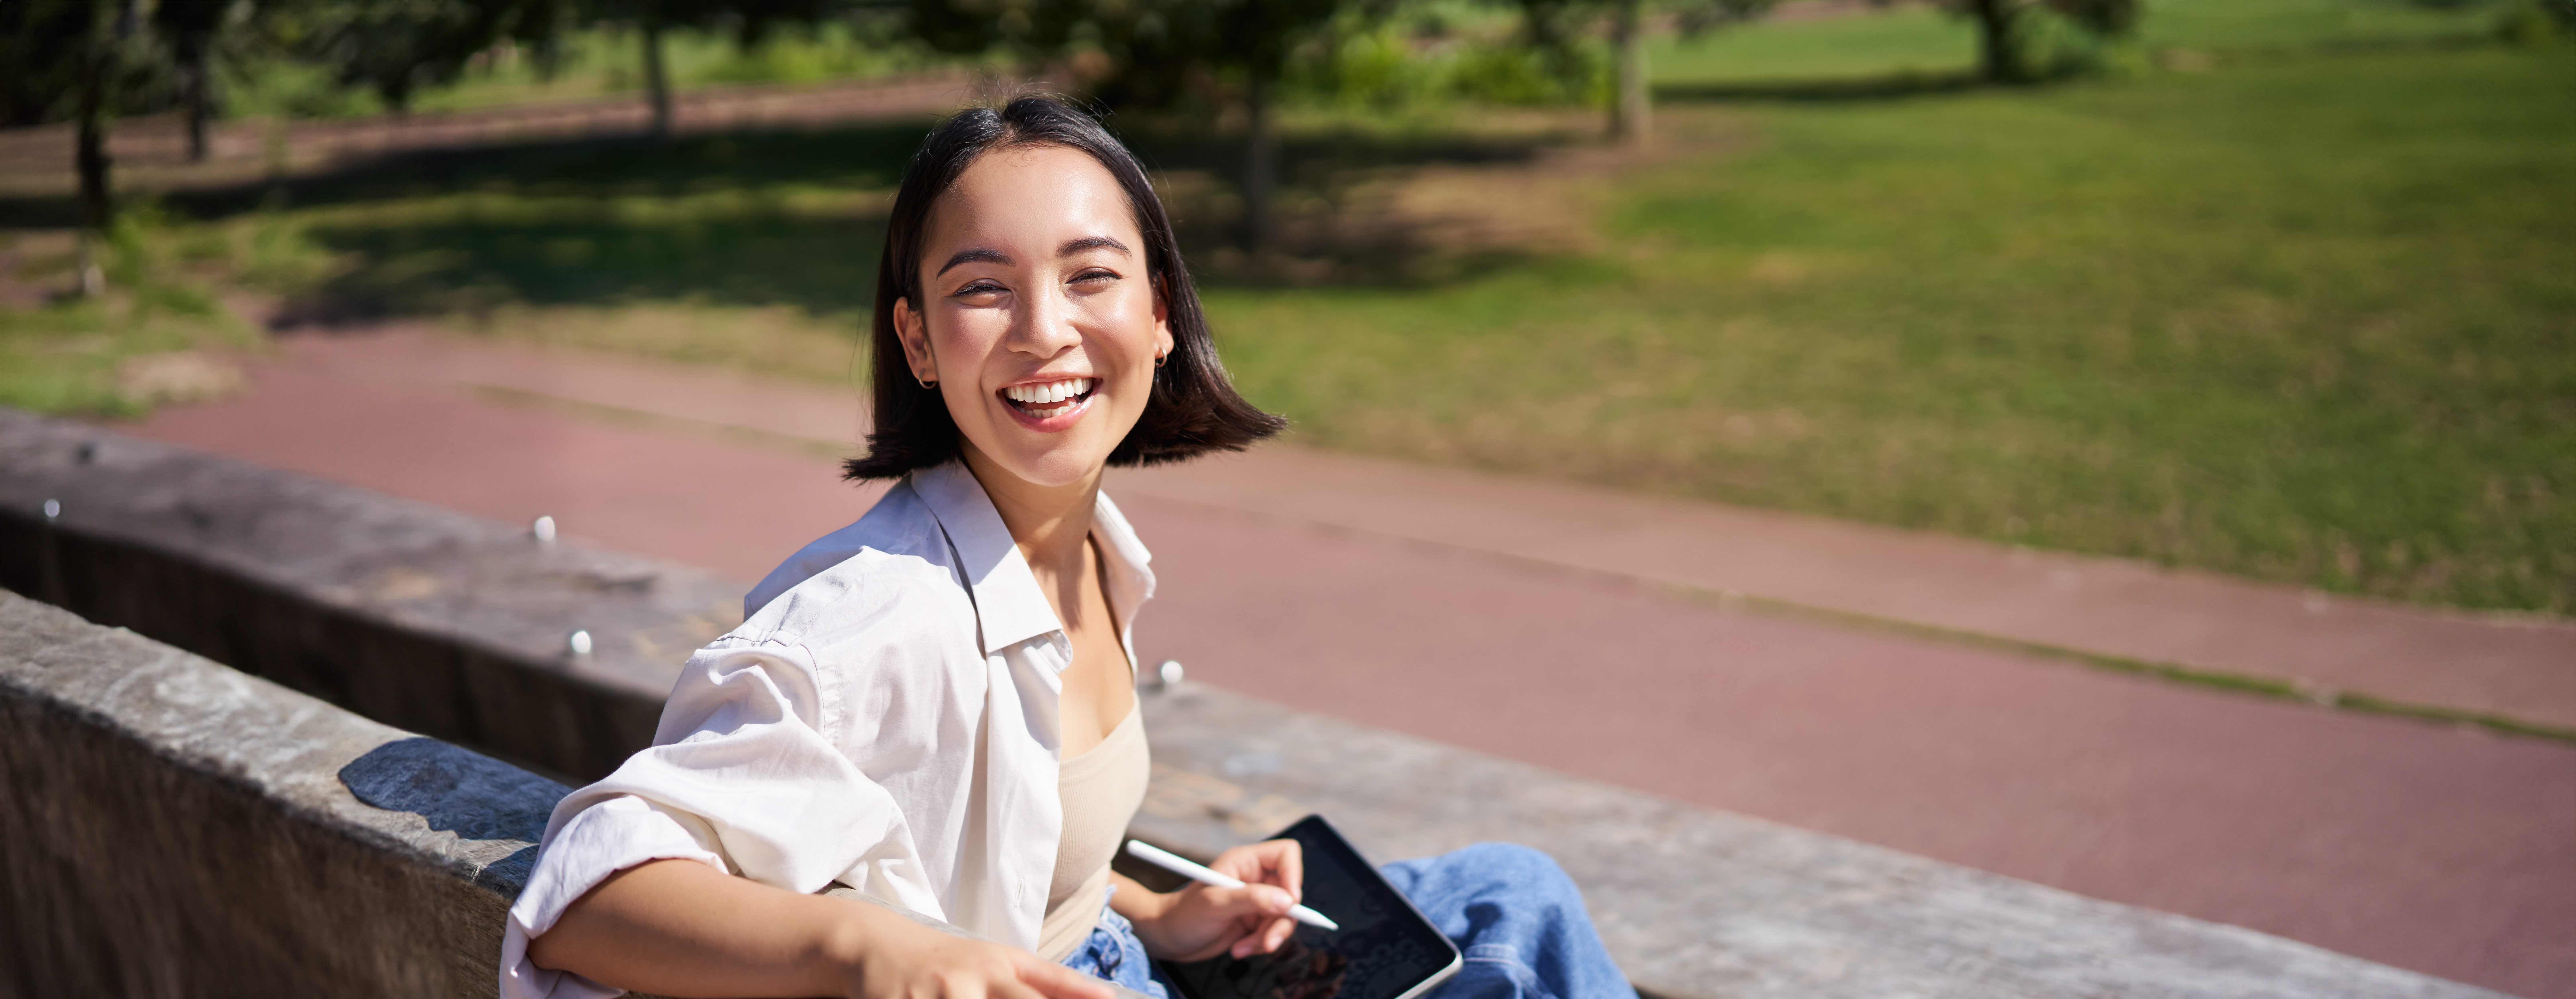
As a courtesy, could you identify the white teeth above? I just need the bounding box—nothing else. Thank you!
[1007,378,1092,406]
[1004,378,1094,415]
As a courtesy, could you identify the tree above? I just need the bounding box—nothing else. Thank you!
[257,0,558,114]
[1512,0,1775,143]
[1940,0,2137,84]
[0,0,174,295]
[586,0,842,139]
[150,0,232,161]
[905,0,1352,258]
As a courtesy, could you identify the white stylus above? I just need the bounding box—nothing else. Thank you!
[1124,840,1340,931]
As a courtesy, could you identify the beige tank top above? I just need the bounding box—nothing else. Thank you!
[1036,704,1152,961]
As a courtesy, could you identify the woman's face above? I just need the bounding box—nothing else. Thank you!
[894,143,1174,490]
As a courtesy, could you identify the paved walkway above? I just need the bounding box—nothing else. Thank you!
[122,327,2575,998]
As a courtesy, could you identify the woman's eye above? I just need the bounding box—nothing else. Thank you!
[953,281,1005,297]
[1070,269,1118,285]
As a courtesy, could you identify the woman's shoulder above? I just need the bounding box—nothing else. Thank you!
[735,482,974,646]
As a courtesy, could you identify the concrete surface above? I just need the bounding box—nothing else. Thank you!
[0,589,545,997]
[1132,683,2513,999]
[0,407,736,782]
[0,588,1108,999]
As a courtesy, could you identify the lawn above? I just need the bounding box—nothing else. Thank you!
[1,0,2566,612]
[1217,1,2576,613]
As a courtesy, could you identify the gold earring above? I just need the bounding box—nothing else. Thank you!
[1153,353,1167,368]
[916,375,936,389]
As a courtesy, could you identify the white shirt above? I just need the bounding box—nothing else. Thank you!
[500,461,1155,999]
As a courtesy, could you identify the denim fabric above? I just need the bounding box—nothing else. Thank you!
[1380,843,1636,999]
[1061,887,1173,999]
[1063,843,1630,999]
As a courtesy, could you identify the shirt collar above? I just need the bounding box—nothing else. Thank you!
[910,462,1155,660]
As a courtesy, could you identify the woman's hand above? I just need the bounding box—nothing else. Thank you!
[531,858,1112,999]
[1116,839,1307,962]
[837,917,1114,999]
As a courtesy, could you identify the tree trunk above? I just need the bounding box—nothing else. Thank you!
[1611,0,1650,142]
[1243,69,1278,261]
[74,11,115,297]
[643,20,673,140]
[1968,0,2026,84]
[180,49,210,162]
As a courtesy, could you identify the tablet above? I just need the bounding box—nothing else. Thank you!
[1156,815,1462,999]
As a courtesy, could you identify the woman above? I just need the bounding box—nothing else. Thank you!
[503,95,1632,999]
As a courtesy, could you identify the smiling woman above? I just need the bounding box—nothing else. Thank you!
[501,95,1632,999]
[846,100,1282,484]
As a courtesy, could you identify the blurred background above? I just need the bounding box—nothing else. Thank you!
[3,0,2570,615]
[1,0,2571,995]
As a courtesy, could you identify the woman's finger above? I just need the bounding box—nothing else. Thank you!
[1201,882,1296,924]
[985,977,1044,999]
[1229,913,1298,958]
[1261,839,1304,906]
[1212,839,1306,905]
[1014,958,1115,999]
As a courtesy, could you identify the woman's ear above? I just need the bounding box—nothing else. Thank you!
[892,297,938,384]
[1151,281,1175,364]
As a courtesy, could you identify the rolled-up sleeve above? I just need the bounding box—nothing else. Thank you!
[500,635,929,999]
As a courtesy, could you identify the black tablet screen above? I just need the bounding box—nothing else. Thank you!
[1157,816,1460,999]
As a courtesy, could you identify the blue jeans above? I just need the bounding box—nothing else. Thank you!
[1062,842,1634,999]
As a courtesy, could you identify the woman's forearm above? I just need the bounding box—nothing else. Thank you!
[530,858,1109,999]
[526,858,879,998]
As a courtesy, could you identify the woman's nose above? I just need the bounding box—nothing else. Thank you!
[1006,284,1083,357]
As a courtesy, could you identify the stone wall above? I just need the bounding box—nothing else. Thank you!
[0,408,735,782]
[0,409,2512,999]
[0,590,544,998]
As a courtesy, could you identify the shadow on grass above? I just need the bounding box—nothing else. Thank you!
[1654,70,1990,105]
[0,114,1569,317]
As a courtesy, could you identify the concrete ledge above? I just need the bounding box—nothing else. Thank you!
[1129,685,2506,999]
[0,589,550,996]
[0,410,2511,999]
[1,590,1155,999]
[0,408,740,781]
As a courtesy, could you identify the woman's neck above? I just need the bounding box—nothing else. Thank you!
[958,444,1101,581]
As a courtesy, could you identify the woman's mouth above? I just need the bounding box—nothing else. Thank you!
[1001,377,1097,421]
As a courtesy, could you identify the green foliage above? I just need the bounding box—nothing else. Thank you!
[2495,0,2576,42]
[1284,9,1610,110]
[0,205,258,417]
[1448,36,1609,103]
[249,0,564,112]
[904,0,1351,110]
[0,0,190,128]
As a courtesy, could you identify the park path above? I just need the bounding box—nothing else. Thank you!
[121,326,2574,999]
[0,70,980,200]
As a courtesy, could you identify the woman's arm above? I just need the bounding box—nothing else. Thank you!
[1109,840,1307,962]
[530,858,1114,999]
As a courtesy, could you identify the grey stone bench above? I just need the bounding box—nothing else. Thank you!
[0,591,1157,999]
[0,409,2508,999]
[0,588,548,995]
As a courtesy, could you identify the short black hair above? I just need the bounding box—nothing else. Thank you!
[843,95,1284,481]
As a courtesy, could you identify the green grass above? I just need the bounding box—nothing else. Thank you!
[1648,0,2524,86]
[1212,7,2576,613]
[0,209,262,416]
[1650,5,1979,83]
